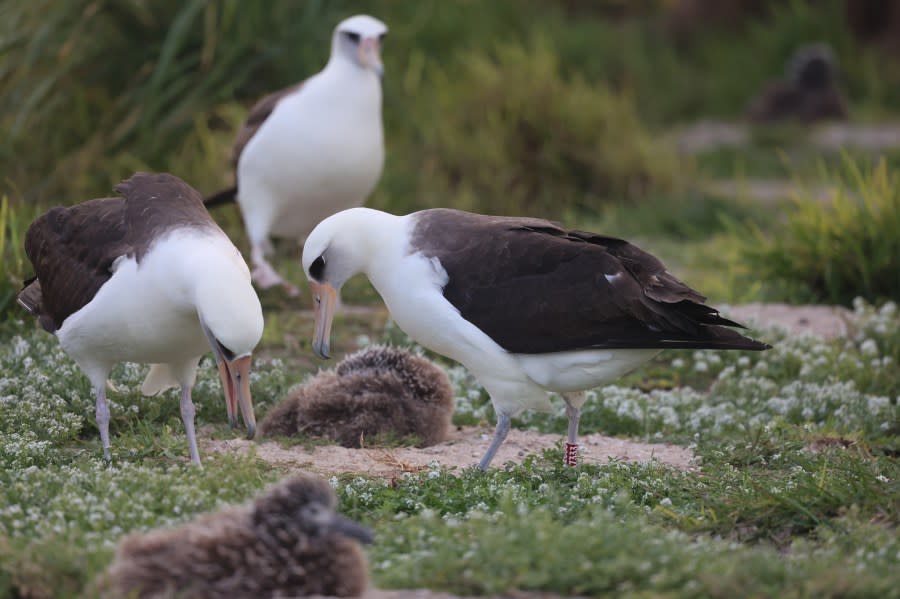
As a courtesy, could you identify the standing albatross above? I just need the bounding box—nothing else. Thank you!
[206,14,388,295]
[301,208,771,470]
[17,172,264,465]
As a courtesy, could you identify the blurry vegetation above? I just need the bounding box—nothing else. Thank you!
[0,198,36,317]
[3,0,900,208]
[2,0,900,307]
[743,158,900,305]
[390,41,681,215]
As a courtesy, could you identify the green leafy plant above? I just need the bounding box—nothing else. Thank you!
[387,40,682,216]
[0,197,36,316]
[743,158,900,305]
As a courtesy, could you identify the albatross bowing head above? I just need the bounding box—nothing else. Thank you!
[333,14,388,78]
[196,272,264,439]
[302,207,391,360]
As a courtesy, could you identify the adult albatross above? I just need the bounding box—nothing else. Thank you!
[301,207,771,470]
[206,14,387,295]
[17,172,264,465]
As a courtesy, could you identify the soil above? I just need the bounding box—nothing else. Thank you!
[361,591,584,599]
[205,425,696,477]
[723,302,855,339]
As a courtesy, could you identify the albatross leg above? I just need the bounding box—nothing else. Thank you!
[179,385,202,466]
[95,386,111,463]
[250,242,299,297]
[562,392,584,467]
[478,413,511,471]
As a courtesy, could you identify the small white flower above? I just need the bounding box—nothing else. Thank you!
[860,339,879,356]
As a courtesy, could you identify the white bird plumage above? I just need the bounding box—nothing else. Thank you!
[19,173,265,466]
[231,14,387,294]
[60,230,263,465]
[301,207,769,469]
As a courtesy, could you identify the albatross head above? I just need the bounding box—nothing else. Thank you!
[331,14,388,78]
[302,207,398,360]
[195,261,265,439]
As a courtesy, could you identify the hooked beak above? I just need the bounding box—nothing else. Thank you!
[217,354,256,439]
[358,36,383,78]
[328,513,375,544]
[200,322,257,438]
[310,281,338,359]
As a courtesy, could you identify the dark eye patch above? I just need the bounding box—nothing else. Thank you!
[378,32,387,42]
[309,255,325,280]
[344,31,360,43]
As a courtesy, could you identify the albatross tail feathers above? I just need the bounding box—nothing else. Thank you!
[204,186,237,207]
[141,364,181,396]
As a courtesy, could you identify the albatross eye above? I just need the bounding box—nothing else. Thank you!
[309,256,325,280]
[344,31,360,44]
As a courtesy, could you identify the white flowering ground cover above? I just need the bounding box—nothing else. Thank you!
[0,301,897,598]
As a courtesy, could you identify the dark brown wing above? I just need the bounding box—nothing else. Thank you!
[22,198,130,332]
[20,172,214,332]
[115,171,215,261]
[231,82,304,168]
[411,209,770,354]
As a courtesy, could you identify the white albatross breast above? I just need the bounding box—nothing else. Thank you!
[17,172,264,465]
[205,14,387,296]
[299,207,771,470]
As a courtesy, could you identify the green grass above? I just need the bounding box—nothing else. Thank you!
[5,0,900,213]
[0,197,39,317]
[695,143,900,181]
[2,2,900,595]
[742,157,900,305]
[0,297,898,597]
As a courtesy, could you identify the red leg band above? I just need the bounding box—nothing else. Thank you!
[564,442,578,467]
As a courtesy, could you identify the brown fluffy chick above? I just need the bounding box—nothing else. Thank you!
[100,474,372,599]
[260,345,454,448]
[746,43,848,123]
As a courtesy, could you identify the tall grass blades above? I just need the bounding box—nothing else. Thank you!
[743,158,900,305]
[0,197,34,317]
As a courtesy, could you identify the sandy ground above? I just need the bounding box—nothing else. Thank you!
[210,304,852,477]
[205,425,696,476]
[360,592,584,599]
[675,121,900,154]
[723,302,855,339]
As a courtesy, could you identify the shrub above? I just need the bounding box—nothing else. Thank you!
[386,40,682,216]
[743,158,900,305]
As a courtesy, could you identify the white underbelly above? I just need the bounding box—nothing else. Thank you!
[239,109,384,239]
[267,188,370,239]
[57,258,208,368]
[515,348,660,392]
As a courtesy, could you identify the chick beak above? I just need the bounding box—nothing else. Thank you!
[358,36,383,78]
[311,281,338,360]
[218,354,256,439]
[328,513,375,544]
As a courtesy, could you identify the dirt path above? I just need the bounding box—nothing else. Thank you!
[724,303,854,339]
[361,591,584,599]
[205,425,695,477]
[675,121,900,154]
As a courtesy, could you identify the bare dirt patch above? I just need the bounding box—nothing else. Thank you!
[361,591,584,599]
[205,426,695,477]
[723,302,854,339]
